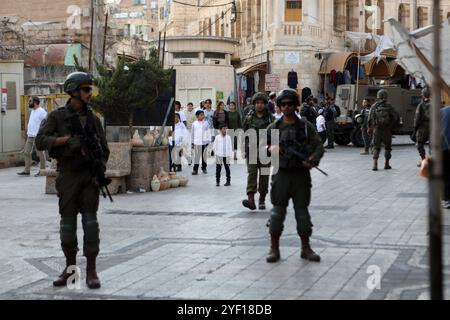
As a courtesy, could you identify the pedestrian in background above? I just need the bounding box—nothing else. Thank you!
[360,99,373,155]
[174,101,187,127]
[227,101,242,160]
[191,110,211,175]
[214,124,232,187]
[184,102,197,130]
[18,96,47,177]
[267,92,276,114]
[316,108,327,143]
[213,101,229,130]
[274,104,283,120]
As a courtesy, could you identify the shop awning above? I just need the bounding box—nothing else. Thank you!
[319,52,358,75]
[25,43,83,67]
[236,62,267,75]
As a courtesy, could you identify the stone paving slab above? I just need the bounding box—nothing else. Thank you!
[0,137,449,300]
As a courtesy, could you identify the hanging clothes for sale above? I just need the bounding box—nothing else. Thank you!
[302,87,312,103]
[288,70,298,89]
[329,69,337,85]
[336,71,344,85]
[254,71,260,92]
[359,65,364,81]
[246,76,254,98]
[344,69,352,84]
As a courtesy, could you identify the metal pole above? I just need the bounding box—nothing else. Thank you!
[429,0,443,301]
[102,11,108,65]
[161,31,167,68]
[88,0,95,71]
[157,31,161,61]
[355,39,362,110]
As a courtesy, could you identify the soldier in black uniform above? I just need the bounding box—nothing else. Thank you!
[266,89,324,263]
[36,72,109,289]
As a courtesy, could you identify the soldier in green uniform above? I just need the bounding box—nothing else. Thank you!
[35,72,109,289]
[414,88,431,165]
[367,89,396,171]
[242,92,274,211]
[266,89,324,263]
[360,99,373,155]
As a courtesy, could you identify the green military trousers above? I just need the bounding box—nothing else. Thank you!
[416,127,430,158]
[372,128,392,160]
[55,170,100,257]
[246,161,271,195]
[269,169,313,237]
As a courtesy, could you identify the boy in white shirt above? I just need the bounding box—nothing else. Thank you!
[214,124,232,187]
[191,110,211,175]
[170,113,187,172]
[316,108,327,143]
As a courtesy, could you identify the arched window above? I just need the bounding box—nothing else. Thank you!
[346,0,359,31]
[418,7,428,28]
[398,3,410,31]
[285,0,302,22]
[334,0,346,31]
[256,0,262,33]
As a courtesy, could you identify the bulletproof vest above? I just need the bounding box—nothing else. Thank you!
[245,110,273,130]
[275,118,309,169]
[419,100,431,124]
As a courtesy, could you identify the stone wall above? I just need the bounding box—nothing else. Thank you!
[0,152,24,169]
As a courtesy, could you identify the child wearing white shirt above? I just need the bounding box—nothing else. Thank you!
[191,110,211,175]
[316,109,327,143]
[213,124,232,187]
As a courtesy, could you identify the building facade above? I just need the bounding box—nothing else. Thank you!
[158,0,450,100]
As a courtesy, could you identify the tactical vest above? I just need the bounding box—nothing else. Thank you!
[274,117,310,169]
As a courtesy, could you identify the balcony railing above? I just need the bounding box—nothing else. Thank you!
[283,22,302,36]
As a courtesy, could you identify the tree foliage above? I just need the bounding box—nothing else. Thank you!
[74,50,172,137]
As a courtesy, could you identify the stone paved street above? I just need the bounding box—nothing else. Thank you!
[0,136,449,300]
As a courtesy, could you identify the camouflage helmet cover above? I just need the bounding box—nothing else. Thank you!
[252,92,268,104]
[422,87,431,98]
[377,89,388,100]
[275,88,300,106]
[64,72,94,93]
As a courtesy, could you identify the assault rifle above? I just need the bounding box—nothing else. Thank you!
[279,140,328,176]
[67,109,113,202]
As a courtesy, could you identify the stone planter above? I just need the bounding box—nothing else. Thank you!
[126,146,170,192]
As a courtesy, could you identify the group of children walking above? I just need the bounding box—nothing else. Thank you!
[170,103,235,187]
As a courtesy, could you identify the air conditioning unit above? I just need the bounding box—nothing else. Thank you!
[180,59,192,65]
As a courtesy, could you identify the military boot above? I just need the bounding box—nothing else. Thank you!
[300,236,321,262]
[372,159,378,171]
[266,232,281,263]
[53,254,76,287]
[242,192,256,210]
[384,160,392,170]
[86,255,101,289]
[258,193,267,210]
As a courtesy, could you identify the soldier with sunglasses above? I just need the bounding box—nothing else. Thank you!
[36,72,109,289]
[265,89,324,263]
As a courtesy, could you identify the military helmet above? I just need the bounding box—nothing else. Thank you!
[275,88,300,106]
[64,72,94,93]
[252,92,268,104]
[422,87,431,98]
[377,89,388,100]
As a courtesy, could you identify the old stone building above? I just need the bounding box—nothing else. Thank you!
[158,0,450,100]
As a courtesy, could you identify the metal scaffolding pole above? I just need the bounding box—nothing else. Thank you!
[429,0,444,300]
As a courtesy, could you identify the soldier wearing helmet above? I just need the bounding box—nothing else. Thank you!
[265,88,324,263]
[35,72,109,289]
[414,87,431,165]
[242,92,274,211]
[367,89,396,171]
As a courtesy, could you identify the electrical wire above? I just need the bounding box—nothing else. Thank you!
[172,0,234,8]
